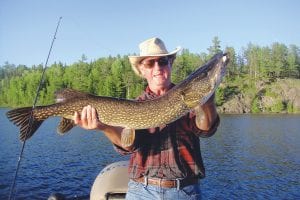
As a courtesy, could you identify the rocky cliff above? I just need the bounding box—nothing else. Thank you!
[217,79,300,114]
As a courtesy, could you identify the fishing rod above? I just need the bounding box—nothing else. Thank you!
[8,16,62,200]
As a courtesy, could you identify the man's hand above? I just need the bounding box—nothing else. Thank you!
[74,105,132,149]
[190,93,217,131]
[74,105,105,130]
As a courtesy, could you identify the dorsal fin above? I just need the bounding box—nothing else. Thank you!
[55,89,91,103]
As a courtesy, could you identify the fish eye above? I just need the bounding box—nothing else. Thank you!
[199,71,208,79]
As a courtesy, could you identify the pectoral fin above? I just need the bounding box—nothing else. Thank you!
[57,117,75,135]
[180,90,199,108]
[121,128,135,148]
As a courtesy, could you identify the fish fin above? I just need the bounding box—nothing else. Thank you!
[180,89,199,108]
[121,128,135,148]
[6,107,44,141]
[57,117,75,134]
[55,88,92,103]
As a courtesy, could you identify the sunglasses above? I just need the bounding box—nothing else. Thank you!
[140,57,170,68]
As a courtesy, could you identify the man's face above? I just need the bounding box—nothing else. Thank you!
[138,56,172,87]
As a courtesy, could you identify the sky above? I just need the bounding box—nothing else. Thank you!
[0,0,299,67]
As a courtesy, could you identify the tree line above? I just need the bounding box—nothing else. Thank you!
[0,37,299,107]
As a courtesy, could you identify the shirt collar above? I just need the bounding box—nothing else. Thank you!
[144,83,175,98]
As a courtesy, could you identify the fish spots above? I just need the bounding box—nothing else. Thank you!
[6,53,228,141]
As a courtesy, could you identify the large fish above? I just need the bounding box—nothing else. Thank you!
[6,53,229,141]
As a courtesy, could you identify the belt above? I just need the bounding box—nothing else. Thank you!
[132,177,198,189]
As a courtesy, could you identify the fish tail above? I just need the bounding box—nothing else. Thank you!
[6,107,44,141]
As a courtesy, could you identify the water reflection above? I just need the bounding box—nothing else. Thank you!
[0,110,299,199]
[201,114,300,199]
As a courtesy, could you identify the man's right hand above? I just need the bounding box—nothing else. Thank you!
[74,105,105,130]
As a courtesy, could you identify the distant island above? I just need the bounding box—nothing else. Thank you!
[1,37,299,113]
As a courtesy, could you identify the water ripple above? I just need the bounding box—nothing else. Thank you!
[1,112,299,199]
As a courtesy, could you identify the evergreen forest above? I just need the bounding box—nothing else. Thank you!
[1,37,299,112]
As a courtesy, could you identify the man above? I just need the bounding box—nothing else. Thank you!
[74,37,220,199]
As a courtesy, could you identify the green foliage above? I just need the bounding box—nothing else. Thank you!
[1,38,300,112]
[215,85,240,106]
[215,88,225,106]
[265,100,285,113]
[251,97,261,113]
[207,36,222,56]
[172,49,204,83]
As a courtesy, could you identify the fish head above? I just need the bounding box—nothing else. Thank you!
[197,53,229,105]
[177,53,229,107]
[208,53,229,90]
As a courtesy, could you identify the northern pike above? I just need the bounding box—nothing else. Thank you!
[6,53,229,141]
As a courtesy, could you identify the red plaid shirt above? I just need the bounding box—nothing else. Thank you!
[115,84,220,179]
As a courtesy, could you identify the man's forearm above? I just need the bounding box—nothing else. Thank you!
[195,95,218,131]
[101,125,135,151]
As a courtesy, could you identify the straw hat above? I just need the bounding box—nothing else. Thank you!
[128,37,181,77]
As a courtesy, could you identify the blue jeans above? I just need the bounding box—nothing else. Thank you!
[126,179,202,200]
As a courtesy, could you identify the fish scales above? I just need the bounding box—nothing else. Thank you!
[6,53,229,141]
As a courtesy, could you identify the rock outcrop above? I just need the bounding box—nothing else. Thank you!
[217,79,300,114]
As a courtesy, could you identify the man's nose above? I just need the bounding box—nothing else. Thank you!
[153,61,163,70]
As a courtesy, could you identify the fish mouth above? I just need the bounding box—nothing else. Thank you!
[210,54,228,89]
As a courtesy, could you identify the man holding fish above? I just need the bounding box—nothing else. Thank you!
[74,37,221,200]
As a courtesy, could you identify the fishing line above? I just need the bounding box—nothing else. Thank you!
[8,16,63,200]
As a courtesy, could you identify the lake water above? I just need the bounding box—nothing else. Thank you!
[0,108,299,199]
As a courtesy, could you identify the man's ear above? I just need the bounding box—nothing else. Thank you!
[138,64,145,76]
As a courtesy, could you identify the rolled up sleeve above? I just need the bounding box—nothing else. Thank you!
[187,114,220,138]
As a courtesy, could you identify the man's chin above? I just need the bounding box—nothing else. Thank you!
[153,79,166,85]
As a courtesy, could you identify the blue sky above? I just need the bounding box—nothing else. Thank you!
[0,0,299,66]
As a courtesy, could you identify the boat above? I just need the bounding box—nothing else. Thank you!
[48,161,129,200]
[90,161,129,200]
